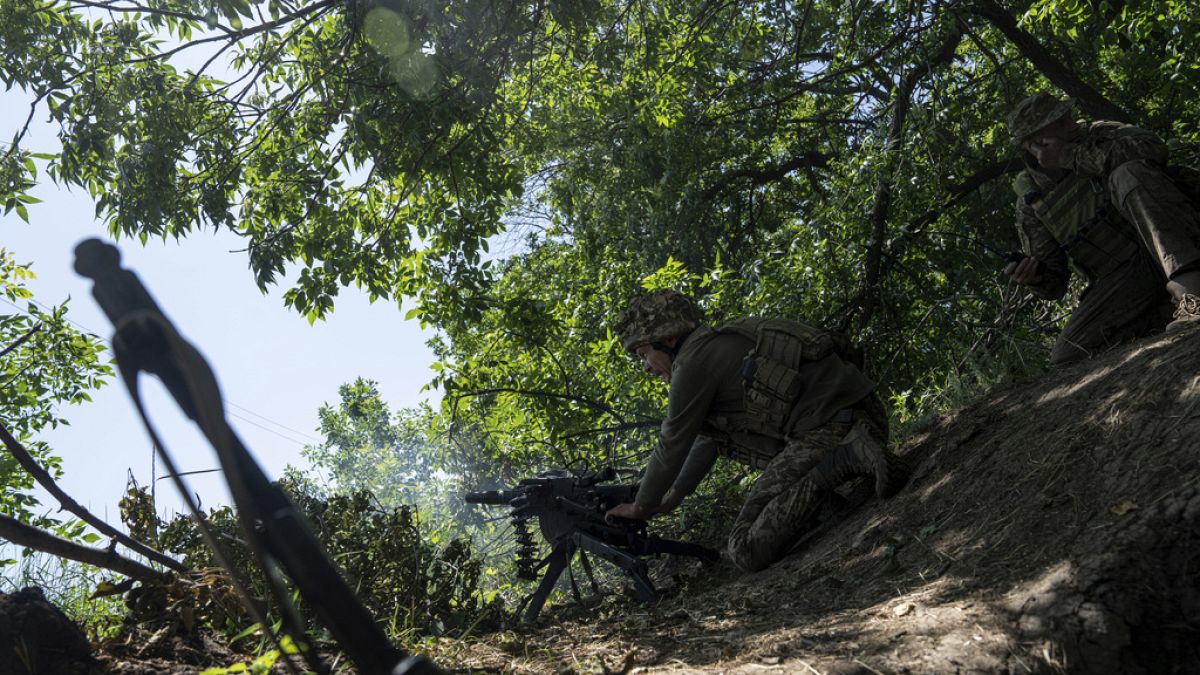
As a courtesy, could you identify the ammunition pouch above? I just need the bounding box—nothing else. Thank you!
[706,318,851,467]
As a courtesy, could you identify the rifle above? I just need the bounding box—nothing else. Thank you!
[465,468,719,623]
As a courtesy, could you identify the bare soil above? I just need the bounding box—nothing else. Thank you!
[429,327,1200,674]
[0,586,93,674]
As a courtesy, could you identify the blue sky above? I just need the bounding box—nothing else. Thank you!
[2,87,438,523]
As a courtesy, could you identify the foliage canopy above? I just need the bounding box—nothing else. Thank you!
[5,0,1200,469]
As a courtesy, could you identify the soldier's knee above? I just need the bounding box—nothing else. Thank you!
[1049,339,1090,365]
[1109,159,1169,207]
[725,539,774,573]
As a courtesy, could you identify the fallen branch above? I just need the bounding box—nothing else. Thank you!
[0,513,168,582]
[0,422,187,572]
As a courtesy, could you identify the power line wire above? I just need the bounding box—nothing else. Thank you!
[227,411,311,448]
[2,293,323,450]
[226,401,321,443]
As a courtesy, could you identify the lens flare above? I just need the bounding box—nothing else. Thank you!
[390,51,439,99]
[363,7,411,60]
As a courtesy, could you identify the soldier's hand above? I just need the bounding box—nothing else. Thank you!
[606,502,648,522]
[1004,255,1044,286]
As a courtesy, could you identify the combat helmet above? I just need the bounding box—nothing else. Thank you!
[615,289,704,352]
[1007,92,1075,142]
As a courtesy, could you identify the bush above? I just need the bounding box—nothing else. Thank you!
[146,477,486,642]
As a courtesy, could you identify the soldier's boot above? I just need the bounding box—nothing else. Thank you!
[1167,293,1200,332]
[807,420,909,499]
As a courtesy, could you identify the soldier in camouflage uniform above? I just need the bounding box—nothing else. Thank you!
[1004,92,1200,364]
[604,290,908,572]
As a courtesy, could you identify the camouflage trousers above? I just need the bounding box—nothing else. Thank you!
[1113,160,1200,280]
[726,394,889,572]
[1051,160,1200,364]
[1051,249,1173,364]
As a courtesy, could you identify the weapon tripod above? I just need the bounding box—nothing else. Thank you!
[467,469,718,623]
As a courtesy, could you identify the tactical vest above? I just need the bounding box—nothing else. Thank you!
[1015,170,1141,281]
[701,318,840,469]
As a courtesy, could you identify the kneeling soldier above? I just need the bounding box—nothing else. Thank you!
[1004,92,1200,363]
[605,290,908,572]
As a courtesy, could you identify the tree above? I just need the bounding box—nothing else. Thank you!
[6,0,1200,469]
[303,378,446,505]
[0,248,111,524]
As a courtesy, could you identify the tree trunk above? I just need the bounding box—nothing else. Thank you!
[854,25,965,331]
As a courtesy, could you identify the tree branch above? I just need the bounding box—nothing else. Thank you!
[0,423,187,573]
[972,0,1131,122]
[559,421,659,441]
[0,513,168,582]
[947,157,1024,194]
[836,154,1026,329]
[699,152,833,203]
[122,0,338,65]
[0,323,42,361]
[451,386,641,424]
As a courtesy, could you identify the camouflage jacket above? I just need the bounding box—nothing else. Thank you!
[633,320,875,510]
[1013,120,1168,298]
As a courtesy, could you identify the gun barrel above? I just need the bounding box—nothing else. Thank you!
[464,490,519,505]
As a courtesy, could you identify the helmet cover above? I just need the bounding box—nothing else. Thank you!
[614,289,704,352]
[1007,92,1075,143]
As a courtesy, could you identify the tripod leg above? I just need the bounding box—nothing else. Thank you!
[567,557,583,603]
[521,542,572,623]
[577,549,602,596]
[574,533,658,603]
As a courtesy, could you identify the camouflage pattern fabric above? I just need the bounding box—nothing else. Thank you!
[1007,92,1074,142]
[1014,167,1141,285]
[1111,159,1200,279]
[1008,109,1200,361]
[1050,250,1173,364]
[726,394,889,572]
[614,289,704,352]
[633,327,875,510]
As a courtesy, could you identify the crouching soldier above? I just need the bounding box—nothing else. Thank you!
[604,290,908,572]
[1004,92,1200,364]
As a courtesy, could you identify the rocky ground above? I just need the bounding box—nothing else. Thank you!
[4,327,1199,674]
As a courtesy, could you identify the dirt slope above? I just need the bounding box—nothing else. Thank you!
[437,328,1200,674]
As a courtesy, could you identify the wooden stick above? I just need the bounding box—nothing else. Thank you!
[0,513,167,582]
[0,422,188,572]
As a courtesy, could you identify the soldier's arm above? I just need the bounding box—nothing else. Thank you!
[664,436,720,501]
[634,363,719,511]
[1014,194,1071,300]
[1065,124,1169,177]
